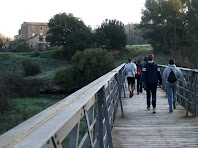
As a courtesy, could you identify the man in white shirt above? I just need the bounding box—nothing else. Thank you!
[124,58,137,98]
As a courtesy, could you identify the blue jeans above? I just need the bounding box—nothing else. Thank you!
[166,82,177,111]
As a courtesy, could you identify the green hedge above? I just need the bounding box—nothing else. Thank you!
[55,48,114,92]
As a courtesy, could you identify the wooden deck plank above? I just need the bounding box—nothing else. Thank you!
[112,86,198,147]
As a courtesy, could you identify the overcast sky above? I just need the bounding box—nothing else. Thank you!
[0,0,146,38]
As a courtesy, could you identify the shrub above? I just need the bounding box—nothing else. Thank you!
[0,87,11,112]
[16,43,28,52]
[0,74,43,112]
[31,51,41,57]
[22,59,41,76]
[54,67,77,93]
[55,48,115,92]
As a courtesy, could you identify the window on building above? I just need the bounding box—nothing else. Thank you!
[40,27,43,31]
[39,35,43,42]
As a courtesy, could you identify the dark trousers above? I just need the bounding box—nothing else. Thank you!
[137,78,142,93]
[146,84,157,108]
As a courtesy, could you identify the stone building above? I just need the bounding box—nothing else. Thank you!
[14,22,49,51]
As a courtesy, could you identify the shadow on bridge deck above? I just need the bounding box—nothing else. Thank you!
[112,86,198,147]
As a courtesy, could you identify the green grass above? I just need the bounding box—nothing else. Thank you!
[0,49,70,135]
[0,49,68,80]
[39,48,64,58]
[0,95,64,135]
[114,44,151,67]
[0,52,27,74]
[154,57,169,65]
[126,44,151,58]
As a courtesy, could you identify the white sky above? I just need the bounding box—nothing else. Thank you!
[0,0,146,38]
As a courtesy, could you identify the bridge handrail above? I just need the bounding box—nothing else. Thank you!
[159,65,198,116]
[0,64,125,148]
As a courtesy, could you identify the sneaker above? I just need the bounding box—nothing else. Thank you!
[153,108,156,113]
[131,90,134,97]
[170,110,173,113]
[147,107,150,111]
[129,91,132,98]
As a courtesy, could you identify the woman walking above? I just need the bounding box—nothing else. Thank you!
[136,59,143,95]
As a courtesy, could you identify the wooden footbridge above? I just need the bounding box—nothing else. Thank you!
[0,64,198,148]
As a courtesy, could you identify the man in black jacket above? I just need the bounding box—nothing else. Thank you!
[142,54,162,113]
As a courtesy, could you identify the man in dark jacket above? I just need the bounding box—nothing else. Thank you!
[142,54,162,113]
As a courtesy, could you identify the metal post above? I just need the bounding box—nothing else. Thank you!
[186,72,193,116]
[116,72,124,117]
[101,87,113,148]
[97,89,104,148]
[121,69,126,98]
[193,72,197,116]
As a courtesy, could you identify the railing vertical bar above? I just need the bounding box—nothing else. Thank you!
[95,94,99,148]
[116,72,124,117]
[102,86,113,148]
[194,73,197,116]
[121,69,126,98]
[186,72,193,116]
[98,88,104,148]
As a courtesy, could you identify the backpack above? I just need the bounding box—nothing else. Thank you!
[168,70,177,83]
[137,67,142,76]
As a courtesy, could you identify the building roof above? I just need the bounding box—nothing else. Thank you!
[22,22,48,26]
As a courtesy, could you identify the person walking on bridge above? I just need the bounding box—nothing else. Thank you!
[162,58,188,112]
[124,58,137,98]
[142,54,162,113]
[135,59,143,95]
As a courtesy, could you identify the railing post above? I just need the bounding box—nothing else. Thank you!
[186,72,193,116]
[121,69,126,98]
[103,87,113,148]
[116,72,124,117]
[97,89,104,148]
[193,72,197,116]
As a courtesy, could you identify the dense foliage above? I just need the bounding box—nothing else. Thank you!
[22,59,41,76]
[46,13,92,58]
[95,19,127,50]
[137,0,198,54]
[55,48,114,92]
[0,34,12,49]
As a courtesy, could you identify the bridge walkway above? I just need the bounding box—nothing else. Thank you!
[112,86,198,147]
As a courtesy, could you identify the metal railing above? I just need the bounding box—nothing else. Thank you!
[159,65,198,116]
[0,64,125,148]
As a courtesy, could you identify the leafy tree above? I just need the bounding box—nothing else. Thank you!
[95,19,127,50]
[46,13,92,57]
[137,0,185,53]
[0,34,12,49]
[183,0,198,45]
